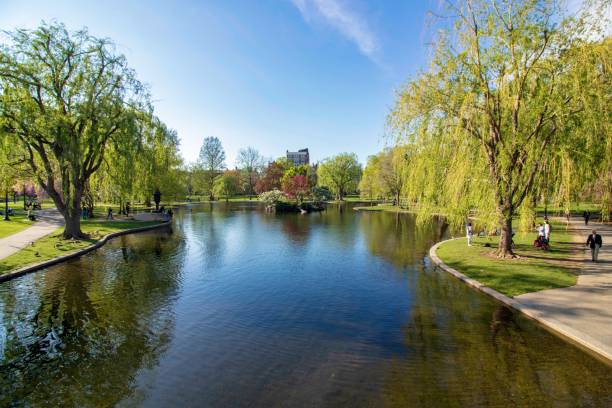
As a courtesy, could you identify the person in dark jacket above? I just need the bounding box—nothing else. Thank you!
[586,230,603,262]
[583,210,591,225]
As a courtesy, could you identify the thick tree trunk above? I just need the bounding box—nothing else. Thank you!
[498,211,514,258]
[62,209,85,239]
[47,183,87,239]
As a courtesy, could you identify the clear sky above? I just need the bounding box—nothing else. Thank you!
[1,0,440,166]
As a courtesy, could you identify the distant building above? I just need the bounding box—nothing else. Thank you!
[286,148,309,166]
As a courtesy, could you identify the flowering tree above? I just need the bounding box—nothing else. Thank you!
[259,189,286,206]
[282,175,310,204]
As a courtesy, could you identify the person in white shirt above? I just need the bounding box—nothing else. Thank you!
[466,221,474,246]
[544,219,551,242]
[537,224,545,237]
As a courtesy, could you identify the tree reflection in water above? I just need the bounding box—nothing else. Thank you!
[360,211,449,269]
[380,263,612,407]
[0,230,184,407]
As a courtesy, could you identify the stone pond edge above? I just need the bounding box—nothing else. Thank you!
[429,238,612,365]
[0,221,172,284]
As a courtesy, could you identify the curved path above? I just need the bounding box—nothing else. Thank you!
[0,209,64,261]
[430,217,612,363]
[516,219,612,361]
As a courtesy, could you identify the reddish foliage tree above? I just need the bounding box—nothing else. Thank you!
[255,161,285,194]
[282,175,309,204]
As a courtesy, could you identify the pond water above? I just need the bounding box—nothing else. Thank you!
[1,203,610,407]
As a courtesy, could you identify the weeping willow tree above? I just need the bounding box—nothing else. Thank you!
[389,0,610,257]
[0,23,149,238]
[359,145,411,204]
[91,113,185,208]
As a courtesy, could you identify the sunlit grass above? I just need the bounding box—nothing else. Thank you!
[0,213,34,238]
[0,219,163,275]
[436,221,579,297]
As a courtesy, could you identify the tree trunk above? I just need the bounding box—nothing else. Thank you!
[498,211,514,258]
[50,185,86,239]
[63,210,84,239]
[4,191,9,221]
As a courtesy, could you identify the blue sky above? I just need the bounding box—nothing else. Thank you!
[1,0,438,165]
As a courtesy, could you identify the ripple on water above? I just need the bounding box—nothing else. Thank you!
[0,204,611,407]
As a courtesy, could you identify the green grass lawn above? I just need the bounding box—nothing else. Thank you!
[0,213,34,238]
[353,204,409,212]
[435,221,579,297]
[0,219,163,275]
[535,202,602,216]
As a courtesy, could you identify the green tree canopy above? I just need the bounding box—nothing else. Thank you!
[195,136,225,200]
[213,170,240,202]
[388,0,611,256]
[317,153,362,200]
[0,22,149,238]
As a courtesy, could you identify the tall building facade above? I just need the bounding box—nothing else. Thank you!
[286,148,309,166]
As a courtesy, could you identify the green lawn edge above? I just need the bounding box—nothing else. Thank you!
[0,214,35,238]
[435,229,579,297]
[0,219,164,275]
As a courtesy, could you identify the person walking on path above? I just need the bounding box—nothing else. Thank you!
[583,210,591,225]
[106,207,113,220]
[466,221,474,247]
[544,219,551,243]
[586,230,603,262]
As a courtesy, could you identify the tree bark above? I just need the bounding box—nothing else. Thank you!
[4,191,9,221]
[62,209,84,239]
[498,209,514,258]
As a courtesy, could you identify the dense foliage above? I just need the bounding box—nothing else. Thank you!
[0,23,174,237]
[379,0,611,256]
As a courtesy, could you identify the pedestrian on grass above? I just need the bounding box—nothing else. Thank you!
[106,207,113,220]
[586,230,603,263]
[583,210,591,225]
[544,219,551,243]
[466,221,474,247]
[537,223,545,237]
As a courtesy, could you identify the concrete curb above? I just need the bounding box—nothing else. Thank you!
[429,238,612,365]
[0,221,171,283]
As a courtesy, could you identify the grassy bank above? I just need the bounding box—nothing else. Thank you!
[0,212,34,238]
[353,204,409,212]
[0,219,164,275]
[435,221,579,297]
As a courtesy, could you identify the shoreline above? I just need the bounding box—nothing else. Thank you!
[429,238,612,366]
[0,220,171,283]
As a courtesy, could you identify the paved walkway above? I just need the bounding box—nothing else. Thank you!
[516,218,612,361]
[0,209,64,261]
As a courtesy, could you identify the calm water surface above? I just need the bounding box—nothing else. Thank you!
[1,203,611,407]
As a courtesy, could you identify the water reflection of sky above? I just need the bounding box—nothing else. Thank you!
[0,203,610,407]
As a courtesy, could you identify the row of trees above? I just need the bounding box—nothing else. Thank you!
[0,22,366,240]
[189,136,363,203]
[363,0,611,257]
[0,23,363,234]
